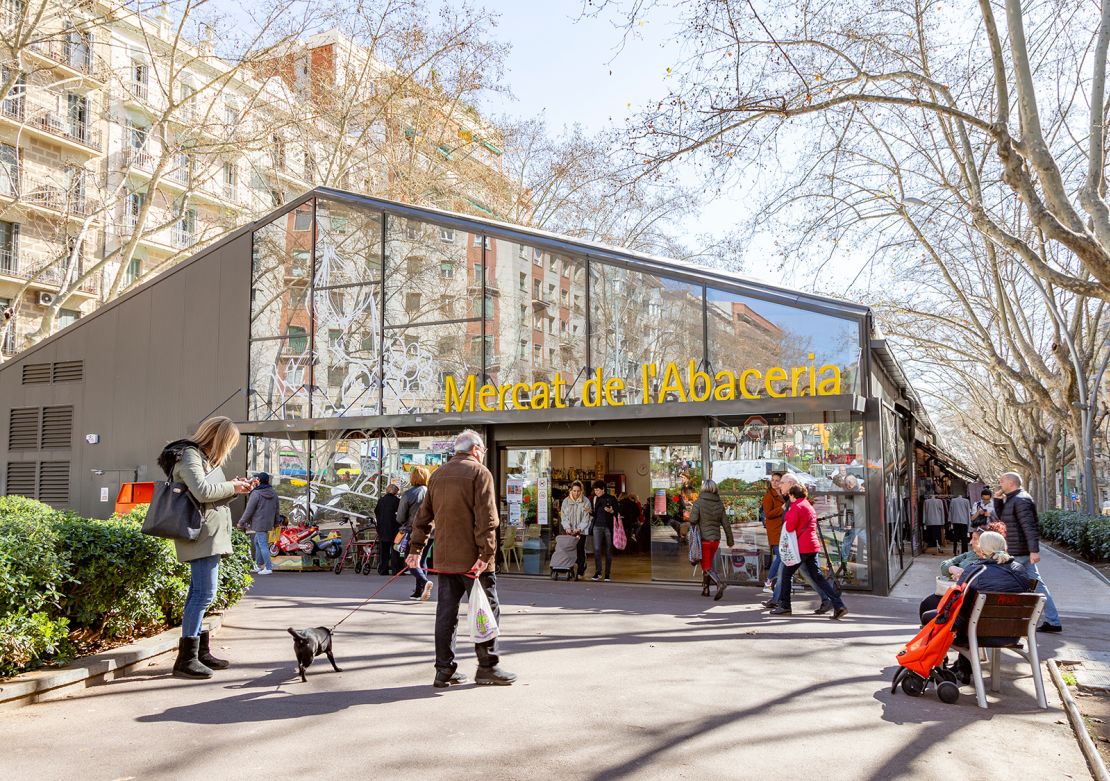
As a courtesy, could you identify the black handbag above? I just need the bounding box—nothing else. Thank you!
[142,480,204,540]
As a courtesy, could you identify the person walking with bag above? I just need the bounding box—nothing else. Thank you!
[769,483,848,619]
[237,472,279,575]
[405,430,516,688]
[761,472,785,594]
[691,480,734,600]
[159,417,252,679]
[397,466,432,601]
[560,480,592,578]
[590,479,620,582]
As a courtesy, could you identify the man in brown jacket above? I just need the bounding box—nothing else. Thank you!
[406,429,516,688]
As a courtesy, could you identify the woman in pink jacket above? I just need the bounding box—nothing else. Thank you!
[769,484,848,619]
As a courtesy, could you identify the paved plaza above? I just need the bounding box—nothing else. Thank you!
[4,546,1107,781]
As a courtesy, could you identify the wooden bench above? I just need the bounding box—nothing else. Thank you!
[954,592,1047,710]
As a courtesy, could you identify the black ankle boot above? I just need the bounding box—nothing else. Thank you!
[701,574,710,597]
[173,636,213,679]
[198,630,229,670]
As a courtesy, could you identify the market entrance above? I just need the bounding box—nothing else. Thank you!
[497,443,702,583]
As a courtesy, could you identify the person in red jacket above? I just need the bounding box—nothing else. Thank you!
[769,484,848,619]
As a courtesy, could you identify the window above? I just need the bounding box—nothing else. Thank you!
[439,227,455,243]
[517,339,527,360]
[548,256,557,272]
[64,165,85,212]
[123,257,141,287]
[560,288,569,308]
[66,93,88,141]
[405,220,420,240]
[0,296,12,355]
[303,149,315,182]
[518,272,527,291]
[1,0,25,33]
[547,283,556,299]
[405,292,422,314]
[271,134,285,170]
[224,100,238,126]
[0,69,24,119]
[0,143,17,197]
[57,309,79,330]
[127,121,148,152]
[65,25,92,70]
[472,235,491,249]
[293,209,312,232]
[533,343,542,366]
[519,244,529,260]
[174,207,196,247]
[286,326,308,354]
[439,261,454,279]
[222,161,237,197]
[124,191,143,232]
[178,81,195,119]
[270,189,284,207]
[532,279,541,300]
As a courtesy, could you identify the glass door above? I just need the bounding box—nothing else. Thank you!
[648,444,703,582]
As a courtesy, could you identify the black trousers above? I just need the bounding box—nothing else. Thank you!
[434,572,501,675]
[950,524,969,555]
[377,522,400,574]
[923,525,943,549]
[575,535,588,576]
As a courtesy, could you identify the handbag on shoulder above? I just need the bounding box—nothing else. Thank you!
[141,441,204,541]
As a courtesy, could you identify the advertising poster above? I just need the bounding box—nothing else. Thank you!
[506,477,525,504]
[654,488,667,516]
[537,477,550,526]
[509,503,522,527]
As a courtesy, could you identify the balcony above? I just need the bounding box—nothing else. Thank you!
[127,80,150,103]
[0,99,102,153]
[26,40,107,82]
[122,148,155,172]
[0,248,100,295]
[171,226,194,248]
[23,184,91,217]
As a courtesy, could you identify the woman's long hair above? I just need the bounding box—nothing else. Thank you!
[190,416,240,467]
[409,465,430,487]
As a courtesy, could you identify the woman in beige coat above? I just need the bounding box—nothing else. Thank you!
[159,416,252,679]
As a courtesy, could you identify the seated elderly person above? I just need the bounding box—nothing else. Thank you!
[917,519,1008,624]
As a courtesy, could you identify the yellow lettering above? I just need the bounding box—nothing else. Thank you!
[584,368,604,407]
[445,375,476,412]
[807,353,817,395]
[739,369,761,399]
[765,367,787,398]
[713,370,736,401]
[687,360,712,402]
[791,366,806,397]
[657,361,688,403]
[553,373,569,408]
[511,383,530,410]
[817,365,842,395]
[477,383,498,412]
[497,383,513,410]
[530,381,550,409]
[604,378,625,406]
[641,363,652,404]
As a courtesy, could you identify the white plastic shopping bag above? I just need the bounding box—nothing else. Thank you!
[778,529,802,568]
[467,578,499,643]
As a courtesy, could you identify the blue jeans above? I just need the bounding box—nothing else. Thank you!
[1013,555,1061,625]
[251,533,272,571]
[767,545,781,584]
[182,555,220,638]
[411,545,431,592]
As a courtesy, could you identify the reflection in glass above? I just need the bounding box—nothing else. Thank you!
[250,202,313,341]
[488,239,587,402]
[590,263,703,405]
[708,418,869,587]
[382,326,482,414]
[883,406,911,585]
[249,336,312,421]
[706,288,861,396]
[383,217,481,326]
[647,445,704,582]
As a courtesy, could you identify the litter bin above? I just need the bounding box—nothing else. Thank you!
[522,537,545,575]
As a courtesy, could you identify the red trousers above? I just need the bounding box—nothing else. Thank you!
[701,540,719,572]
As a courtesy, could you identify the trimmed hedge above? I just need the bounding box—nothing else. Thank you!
[0,497,253,677]
[1039,509,1110,562]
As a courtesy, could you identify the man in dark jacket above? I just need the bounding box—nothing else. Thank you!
[406,429,515,688]
[238,472,280,574]
[375,484,401,575]
[994,472,1062,632]
[590,480,620,581]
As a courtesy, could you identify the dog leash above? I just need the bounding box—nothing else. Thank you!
[328,566,482,632]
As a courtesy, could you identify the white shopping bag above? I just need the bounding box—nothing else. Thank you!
[467,578,500,643]
[778,529,802,568]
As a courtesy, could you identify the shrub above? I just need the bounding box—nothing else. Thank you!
[1038,510,1110,562]
[0,502,254,677]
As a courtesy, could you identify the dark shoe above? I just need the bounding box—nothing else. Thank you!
[814,601,833,615]
[475,666,517,686]
[713,583,727,601]
[1037,623,1062,633]
[769,606,792,615]
[197,630,229,670]
[591,574,601,582]
[701,584,710,597]
[172,637,213,679]
[831,607,849,620]
[433,671,468,688]
[408,593,421,600]
[761,599,779,609]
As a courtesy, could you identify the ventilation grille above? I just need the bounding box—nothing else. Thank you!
[37,461,70,504]
[5,462,36,497]
[40,406,73,449]
[52,360,84,383]
[8,408,39,450]
[21,363,51,385]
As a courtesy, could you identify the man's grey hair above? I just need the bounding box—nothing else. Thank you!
[1000,471,1023,487]
[779,473,800,487]
[454,429,485,454]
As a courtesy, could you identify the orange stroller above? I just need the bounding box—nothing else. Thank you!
[889,579,977,704]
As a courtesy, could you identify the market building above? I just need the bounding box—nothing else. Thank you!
[0,187,977,595]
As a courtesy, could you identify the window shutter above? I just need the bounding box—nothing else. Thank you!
[8,407,39,450]
[37,461,69,504]
[5,461,36,496]
[21,363,51,384]
[52,360,83,382]
[40,406,72,449]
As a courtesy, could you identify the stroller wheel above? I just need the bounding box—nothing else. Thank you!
[551,571,557,580]
[901,674,927,697]
[937,680,960,704]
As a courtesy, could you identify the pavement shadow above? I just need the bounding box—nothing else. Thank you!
[135,684,438,724]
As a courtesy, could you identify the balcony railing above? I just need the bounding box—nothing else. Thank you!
[27,40,106,81]
[2,106,103,150]
[128,80,149,103]
[0,249,100,294]
[23,184,90,217]
[122,148,155,172]
[171,226,194,248]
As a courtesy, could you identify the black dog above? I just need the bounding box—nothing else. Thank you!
[288,627,342,682]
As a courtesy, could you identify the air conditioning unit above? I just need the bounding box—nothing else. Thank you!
[37,291,55,306]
